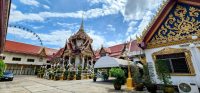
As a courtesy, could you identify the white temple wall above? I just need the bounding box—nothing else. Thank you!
[144,43,200,87]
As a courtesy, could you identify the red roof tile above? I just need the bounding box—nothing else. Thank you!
[5,40,58,56]
[95,40,142,59]
[129,40,142,52]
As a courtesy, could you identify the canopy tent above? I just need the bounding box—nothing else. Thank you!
[94,56,129,68]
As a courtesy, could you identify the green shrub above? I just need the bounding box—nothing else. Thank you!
[155,59,172,85]
[110,68,126,85]
[0,60,6,77]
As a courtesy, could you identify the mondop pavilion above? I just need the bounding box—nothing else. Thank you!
[137,0,200,87]
[49,20,95,80]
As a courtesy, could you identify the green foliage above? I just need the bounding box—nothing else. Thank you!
[0,60,6,77]
[78,64,82,70]
[64,70,68,79]
[102,71,109,81]
[37,67,45,76]
[69,71,75,80]
[132,66,142,84]
[110,68,126,85]
[155,59,172,85]
[76,71,82,80]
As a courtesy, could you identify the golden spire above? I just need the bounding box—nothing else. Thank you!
[80,15,84,31]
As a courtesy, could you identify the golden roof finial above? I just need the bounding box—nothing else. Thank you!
[80,14,84,31]
[136,35,142,43]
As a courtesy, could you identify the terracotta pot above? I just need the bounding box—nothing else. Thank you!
[135,83,144,91]
[114,83,121,90]
[146,84,157,93]
[93,77,97,82]
[164,86,175,93]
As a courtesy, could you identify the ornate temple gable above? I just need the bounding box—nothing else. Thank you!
[148,3,200,48]
[63,20,94,56]
[39,47,47,57]
[137,0,200,48]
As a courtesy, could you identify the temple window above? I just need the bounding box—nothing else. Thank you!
[156,53,189,73]
[12,57,21,61]
[27,59,35,62]
[2,56,5,60]
[152,48,195,76]
[101,53,106,57]
[39,57,43,62]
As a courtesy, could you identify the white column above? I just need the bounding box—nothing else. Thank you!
[20,65,23,75]
[91,59,94,67]
[69,56,71,64]
[82,56,85,69]
[87,57,89,67]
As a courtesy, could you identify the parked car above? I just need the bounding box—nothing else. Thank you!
[0,71,14,81]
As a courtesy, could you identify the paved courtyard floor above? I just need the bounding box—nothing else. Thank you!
[0,76,148,93]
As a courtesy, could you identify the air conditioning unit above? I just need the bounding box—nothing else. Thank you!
[178,82,199,93]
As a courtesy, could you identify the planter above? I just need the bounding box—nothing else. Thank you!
[93,77,97,82]
[76,76,81,80]
[164,86,175,93]
[135,83,144,91]
[146,84,157,93]
[114,83,121,90]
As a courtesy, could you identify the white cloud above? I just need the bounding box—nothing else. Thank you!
[126,11,155,41]
[43,5,50,9]
[124,0,165,21]
[10,0,127,23]
[107,24,116,32]
[33,26,44,29]
[8,27,72,47]
[126,21,137,35]
[19,0,40,7]
[125,0,165,40]
[8,26,118,50]
[106,40,123,47]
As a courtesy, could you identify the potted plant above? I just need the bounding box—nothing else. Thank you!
[109,68,126,90]
[143,64,157,93]
[69,71,75,80]
[93,74,97,82]
[76,71,82,80]
[155,59,174,93]
[132,65,144,91]
[63,70,68,80]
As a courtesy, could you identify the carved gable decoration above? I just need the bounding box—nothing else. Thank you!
[148,3,200,48]
[39,48,47,57]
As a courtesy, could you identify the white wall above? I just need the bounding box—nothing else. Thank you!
[144,43,200,87]
[3,52,49,65]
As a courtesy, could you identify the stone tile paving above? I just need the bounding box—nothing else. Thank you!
[0,75,149,93]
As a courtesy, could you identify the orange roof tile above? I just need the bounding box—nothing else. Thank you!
[5,40,58,56]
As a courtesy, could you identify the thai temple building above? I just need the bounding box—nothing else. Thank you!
[3,40,58,75]
[137,0,200,87]
[51,20,95,72]
[95,40,143,63]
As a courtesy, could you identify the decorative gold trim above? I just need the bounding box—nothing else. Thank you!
[147,39,200,49]
[152,47,195,76]
[141,0,174,41]
[178,0,200,6]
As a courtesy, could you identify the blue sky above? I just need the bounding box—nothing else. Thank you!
[7,0,165,50]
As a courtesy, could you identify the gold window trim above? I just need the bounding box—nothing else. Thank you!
[152,47,195,76]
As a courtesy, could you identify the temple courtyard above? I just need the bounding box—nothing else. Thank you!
[0,76,148,93]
